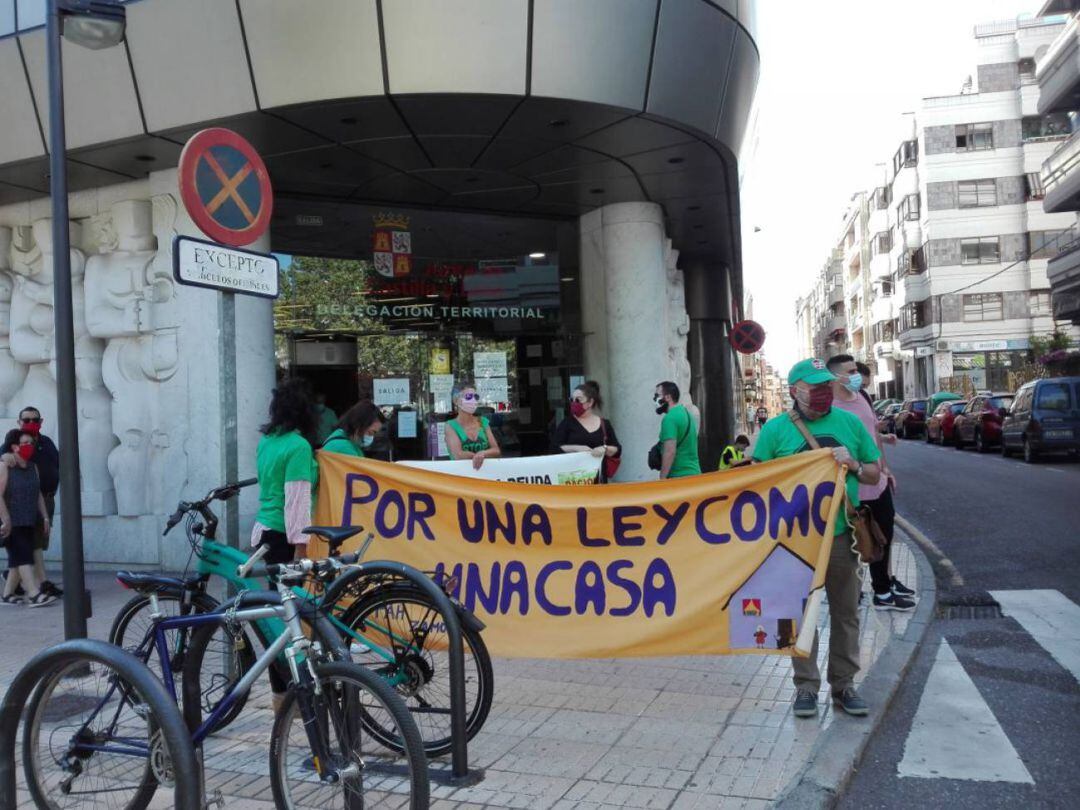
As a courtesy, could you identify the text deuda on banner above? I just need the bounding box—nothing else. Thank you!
[312,450,845,659]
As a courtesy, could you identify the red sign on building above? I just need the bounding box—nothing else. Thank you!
[373,212,411,278]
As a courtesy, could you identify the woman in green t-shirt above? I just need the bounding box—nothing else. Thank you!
[251,379,318,565]
[445,382,501,469]
[321,400,384,457]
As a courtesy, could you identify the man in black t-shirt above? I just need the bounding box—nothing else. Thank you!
[16,407,61,596]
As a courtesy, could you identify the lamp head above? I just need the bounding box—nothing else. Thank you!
[60,0,126,50]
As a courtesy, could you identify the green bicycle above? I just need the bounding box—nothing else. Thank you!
[108,479,493,757]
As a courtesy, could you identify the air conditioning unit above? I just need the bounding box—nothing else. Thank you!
[936,340,950,351]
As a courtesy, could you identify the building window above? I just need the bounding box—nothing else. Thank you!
[961,237,1000,264]
[955,123,994,151]
[1022,113,1070,141]
[1028,230,1069,259]
[871,231,892,257]
[958,179,997,208]
[962,293,1004,322]
[1025,172,1045,201]
[893,140,918,173]
[1019,57,1036,84]
[871,185,892,210]
[1030,290,1052,316]
[897,193,920,221]
[900,301,928,331]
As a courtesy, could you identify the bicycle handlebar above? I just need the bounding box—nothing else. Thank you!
[163,479,258,537]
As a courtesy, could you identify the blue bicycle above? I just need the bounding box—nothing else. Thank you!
[23,555,429,810]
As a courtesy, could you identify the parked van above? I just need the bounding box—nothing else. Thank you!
[1000,377,1080,463]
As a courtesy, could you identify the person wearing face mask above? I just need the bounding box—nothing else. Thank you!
[654,381,701,479]
[552,381,622,482]
[4,407,61,597]
[0,429,57,607]
[321,400,384,458]
[446,382,501,470]
[752,358,882,720]
[827,355,914,612]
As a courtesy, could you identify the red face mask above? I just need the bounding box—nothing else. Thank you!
[797,386,834,414]
[570,401,587,417]
[17,444,34,461]
[21,421,41,436]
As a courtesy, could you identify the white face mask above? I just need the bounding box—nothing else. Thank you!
[458,397,478,414]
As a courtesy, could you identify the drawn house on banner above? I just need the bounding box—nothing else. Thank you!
[725,545,815,651]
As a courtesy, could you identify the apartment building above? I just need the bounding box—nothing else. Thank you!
[798,14,1080,400]
[1036,1,1080,322]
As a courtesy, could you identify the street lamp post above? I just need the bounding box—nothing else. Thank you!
[46,0,126,639]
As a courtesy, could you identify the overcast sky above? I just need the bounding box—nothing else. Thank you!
[741,0,1045,377]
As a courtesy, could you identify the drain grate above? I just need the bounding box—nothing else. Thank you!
[937,604,1003,620]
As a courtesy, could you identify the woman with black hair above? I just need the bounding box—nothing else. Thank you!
[552,380,622,482]
[249,378,318,565]
[321,400,384,457]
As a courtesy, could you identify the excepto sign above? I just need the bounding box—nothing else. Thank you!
[173,236,280,298]
[178,128,273,247]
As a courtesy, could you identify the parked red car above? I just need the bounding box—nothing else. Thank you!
[926,400,968,445]
[894,399,928,439]
[953,393,1014,452]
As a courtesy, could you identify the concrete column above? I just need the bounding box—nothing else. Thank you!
[683,258,735,469]
[580,202,671,482]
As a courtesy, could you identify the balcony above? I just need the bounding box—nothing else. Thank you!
[1047,229,1080,320]
[825,314,847,334]
[1041,128,1080,212]
[828,284,845,306]
[870,297,894,325]
[1037,13,1080,115]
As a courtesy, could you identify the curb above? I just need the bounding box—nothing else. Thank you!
[773,523,938,809]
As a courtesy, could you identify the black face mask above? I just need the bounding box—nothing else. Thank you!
[655,398,669,415]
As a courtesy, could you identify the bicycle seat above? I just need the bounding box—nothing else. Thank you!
[116,571,191,594]
[303,525,364,550]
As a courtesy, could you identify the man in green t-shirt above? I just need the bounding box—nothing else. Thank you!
[655,381,700,479]
[752,358,881,721]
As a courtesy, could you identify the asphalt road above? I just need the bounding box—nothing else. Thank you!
[839,437,1080,810]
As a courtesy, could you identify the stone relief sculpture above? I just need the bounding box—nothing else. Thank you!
[85,199,182,516]
[663,240,699,425]
[0,227,28,414]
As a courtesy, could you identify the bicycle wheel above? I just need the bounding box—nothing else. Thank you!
[269,661,429,810]
[109,590,256,733]
[340,584,494,757]
[23,657,160,810]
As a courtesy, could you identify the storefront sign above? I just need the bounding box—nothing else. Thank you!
[400,451,601,485]
[430,347,451,375]
[173,236,279,298]
[473,351,508,379]
[430,374,455,413]
[915,346,934,357]
[373,378,410,405]
[476,376,509,404]
[313,450,845,658]
[952,340,1009,352]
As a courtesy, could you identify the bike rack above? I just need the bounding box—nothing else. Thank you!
[324,559,483,786]
[0,638,202,810]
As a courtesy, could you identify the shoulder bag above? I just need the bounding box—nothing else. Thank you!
[648,411,691,472]
[787,408,885,564]
[600,420,621,480]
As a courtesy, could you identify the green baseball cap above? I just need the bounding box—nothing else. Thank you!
[788,358,836,385]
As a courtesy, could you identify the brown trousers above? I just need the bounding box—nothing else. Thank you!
[792,531,861,694]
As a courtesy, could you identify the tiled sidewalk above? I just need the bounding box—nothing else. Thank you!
[2,540,919,809]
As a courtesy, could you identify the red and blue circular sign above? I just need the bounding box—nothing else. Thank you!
[729,320,766,354]
[178,128,273,247]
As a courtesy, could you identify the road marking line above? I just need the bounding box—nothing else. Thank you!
[989,589,1080,685]
[895,514,964,587]
[898,639,1034,783]
[1044,467,1065,473]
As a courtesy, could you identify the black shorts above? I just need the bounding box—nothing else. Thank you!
[5,525,35,568]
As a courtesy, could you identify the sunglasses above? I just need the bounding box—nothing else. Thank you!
[461,393,479,401]
[20,417,42,424]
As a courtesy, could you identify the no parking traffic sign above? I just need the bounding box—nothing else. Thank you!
[178,128,273,247]
[729,320,766,354]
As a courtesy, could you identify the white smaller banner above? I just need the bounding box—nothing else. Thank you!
[473,351,507,379]
[400,451,601,485]
[374,378,410,405]
[430,374,455,412]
